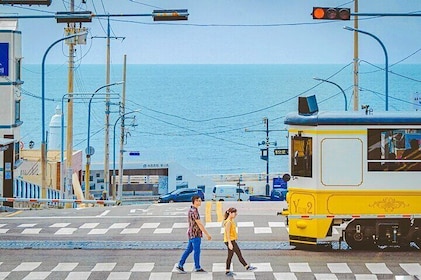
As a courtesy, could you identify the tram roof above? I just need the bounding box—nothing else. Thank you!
[284,111,421,126]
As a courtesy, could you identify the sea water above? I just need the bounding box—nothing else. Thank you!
[18,64,421,175]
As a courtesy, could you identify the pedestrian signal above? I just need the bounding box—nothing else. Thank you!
[312,7,351,20]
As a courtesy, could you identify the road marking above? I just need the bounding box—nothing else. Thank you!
[88,228,109,235]
[52,263,78,271]
[54,228,77,235]
[79,223,99,229]
[6,210,22,217]
[12,262,41,271]
[91,263,116,271]
[109,223,129,229]
[65,272,90,280]
[366,263,392,274]
[120,228,140,234]
[254,227,272,234]
[327,263,352,274]
[50,223,71,228]
[400,263,421,275]
[274,273,298,280]
[216,201,223,222]
[289,263,311,273]
[97,210,110,217]
[130,263,154,272]
[21,228,42,234]
[205,201,212,223]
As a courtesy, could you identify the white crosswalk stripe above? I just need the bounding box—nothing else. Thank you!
[0,261,418,279]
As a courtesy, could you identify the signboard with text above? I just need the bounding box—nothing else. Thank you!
[274,148,288,155]
[0,43,9,76]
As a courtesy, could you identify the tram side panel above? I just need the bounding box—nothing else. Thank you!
[285,123,421,248]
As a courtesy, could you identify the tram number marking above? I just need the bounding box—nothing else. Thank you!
[293,199,313,214]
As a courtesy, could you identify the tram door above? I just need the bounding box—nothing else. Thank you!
[291,136,312,178]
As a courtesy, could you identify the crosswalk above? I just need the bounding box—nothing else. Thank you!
[0,261,420,279]
[0,221,290,235]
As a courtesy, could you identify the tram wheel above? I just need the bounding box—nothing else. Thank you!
[344,220,377,250]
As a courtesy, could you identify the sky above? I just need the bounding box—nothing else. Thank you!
[0,0,421,65]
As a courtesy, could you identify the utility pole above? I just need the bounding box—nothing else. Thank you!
[245,117,278,196]
[263,118,270,196]
[65,0,76,202]
[104,16,111,196]
[118,54,127,201]
[353,0,359,111]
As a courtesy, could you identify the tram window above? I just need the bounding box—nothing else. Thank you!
[291,136,312,177]
[367,129,421,172]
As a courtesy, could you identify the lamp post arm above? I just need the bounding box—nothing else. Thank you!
[112,109,140,200]
[42,31,87,144]
[313,77,348,111]
[87,81,124,155]
[344,26,388,111]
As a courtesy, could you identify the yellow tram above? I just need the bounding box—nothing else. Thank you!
[282,96,421,249]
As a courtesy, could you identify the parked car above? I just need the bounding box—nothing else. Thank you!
[249,188,287,201]
[158,188,205,203]
[212,185,249,201]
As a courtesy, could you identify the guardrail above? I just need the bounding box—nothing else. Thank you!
[0,197,117,206]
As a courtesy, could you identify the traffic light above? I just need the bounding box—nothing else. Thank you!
[312,7,351,20]
[153,9,188,21]
[0,0,51,5]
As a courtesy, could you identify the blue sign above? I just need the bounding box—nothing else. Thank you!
[273,177,287,189]
[0,43,9,76]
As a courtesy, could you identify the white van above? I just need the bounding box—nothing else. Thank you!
[212,185,249,201]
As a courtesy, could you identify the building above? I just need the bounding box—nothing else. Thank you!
[0,20,23,207]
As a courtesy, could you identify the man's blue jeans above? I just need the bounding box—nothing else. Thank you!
[178,237,201,270]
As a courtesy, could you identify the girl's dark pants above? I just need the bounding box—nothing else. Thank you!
[224,240,247,270]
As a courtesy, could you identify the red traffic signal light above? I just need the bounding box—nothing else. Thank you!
[312,7,351,20]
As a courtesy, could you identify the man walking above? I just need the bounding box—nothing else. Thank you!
[176,195,212,273]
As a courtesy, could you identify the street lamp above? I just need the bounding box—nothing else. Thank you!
[344,26,389,111]
[60,93,120,202]
[112,110,140,201]
[313,77,348,111]
[85,82,124,200]
[41,31,87,199]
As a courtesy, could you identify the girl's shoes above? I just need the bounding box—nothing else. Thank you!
[246,265,257,271]
[226,271,236,277]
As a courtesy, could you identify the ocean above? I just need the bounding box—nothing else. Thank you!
[18,63,421,175]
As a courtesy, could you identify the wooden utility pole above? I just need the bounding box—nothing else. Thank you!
[65,0,76,202]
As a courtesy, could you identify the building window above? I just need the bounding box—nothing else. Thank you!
[15,100,20,123]
[16,58,21,81]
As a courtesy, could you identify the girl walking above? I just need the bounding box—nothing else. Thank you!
[223,207,257,277]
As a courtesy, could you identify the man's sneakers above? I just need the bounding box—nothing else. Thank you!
[246,265,257,271]
[175,266,186,274]
[195,268,207,272]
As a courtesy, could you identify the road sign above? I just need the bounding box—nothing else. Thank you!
[274,148,288,155]
[129,151,140,156]
[85,146,95,156]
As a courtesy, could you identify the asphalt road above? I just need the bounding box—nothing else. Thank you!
[0,201,420,279]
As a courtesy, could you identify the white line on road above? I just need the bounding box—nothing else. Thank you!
[97,210,110,217]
